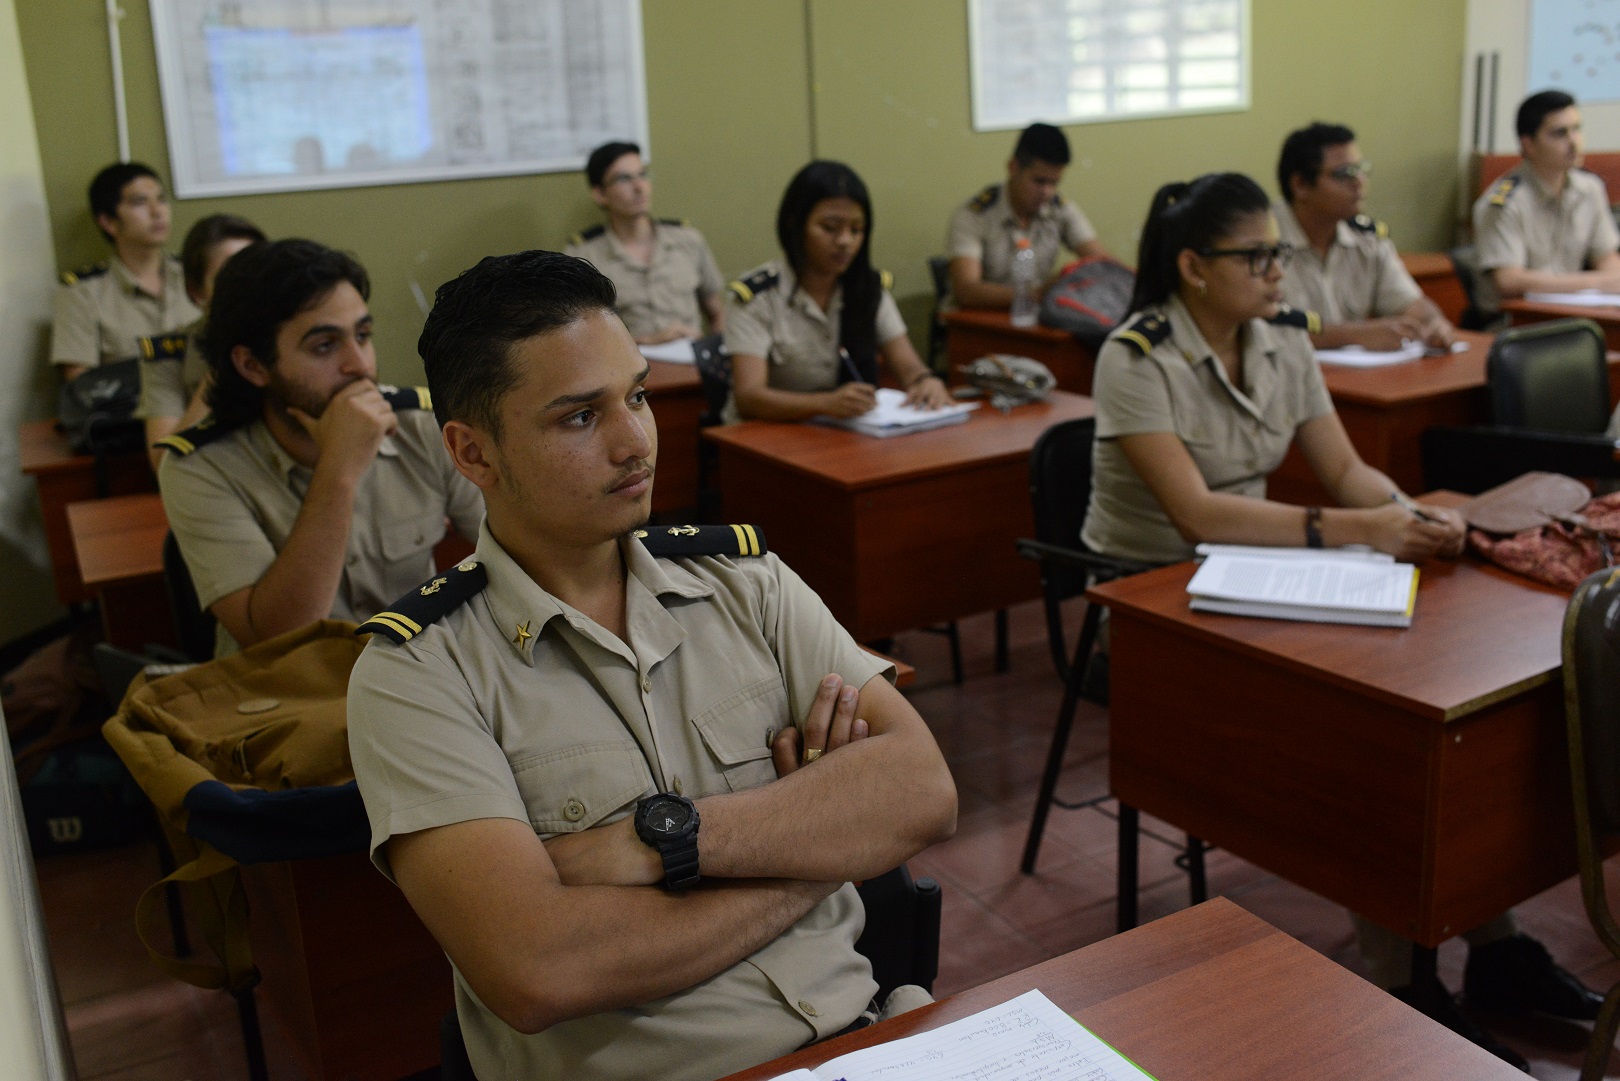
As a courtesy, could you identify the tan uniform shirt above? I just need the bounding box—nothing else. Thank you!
[1472,163,1620,313]
[565,219,725,339]
[720,261,908,423]
[1274,201,1423,323]
[945,185,1096,295]
[346,524,889,1081]
[157,406,484,656]
[134,317,208,420]
[50,255,199,370]
[1082,296,1336,563]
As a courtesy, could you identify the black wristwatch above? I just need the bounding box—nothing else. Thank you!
[634,793,701,890]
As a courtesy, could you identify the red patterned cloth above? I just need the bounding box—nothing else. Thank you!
[1469,491,1620,591]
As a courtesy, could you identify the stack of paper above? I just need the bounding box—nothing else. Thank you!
[813,387,979,438]
[1315,342,1426,367]
[765,990,1154,1081]
[1186,547,1419,627]
[1524,291,1620,308]
[638,338,697,363]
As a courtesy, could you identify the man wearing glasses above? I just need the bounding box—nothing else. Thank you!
[567,141,727,346]
[1473,90,1620,318]
[1274,122,1454,350]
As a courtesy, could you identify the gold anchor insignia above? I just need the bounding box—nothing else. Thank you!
[419,576,449,596]
[457,561,479,572]
[513,621,533,648]
[668,525,699,537]
[631,529,649,539]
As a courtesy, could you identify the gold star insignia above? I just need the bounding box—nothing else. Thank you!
[513,621,533,648]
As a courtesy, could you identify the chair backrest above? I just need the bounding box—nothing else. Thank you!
[1561,567,1620,947]
[1487,318,1610,433]
[1446,245,1487,330]
[691,333,731,426]
[926,255,953,365]
[853,864,941,1000]
[927,255,951,303]
[1028,416,1098,603]
[162,532,216,662]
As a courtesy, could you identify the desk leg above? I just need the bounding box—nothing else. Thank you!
[1412,943,1438,985]
[1185,837,1207,905]
[1118,803,1140,933]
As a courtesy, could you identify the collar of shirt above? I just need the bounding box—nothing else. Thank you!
[475,519,716,670]
[602,220,678,269]
[1517,163,1574,208]
[250,417,400,486]
[1162,294,1286,429]
[108,254,184,300]
[997,192,1056,232]
[778,262,841,325]
[1274,199,1357,265]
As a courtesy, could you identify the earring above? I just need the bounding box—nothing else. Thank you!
[1195,280,1208,296]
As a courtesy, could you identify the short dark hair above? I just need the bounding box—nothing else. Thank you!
[1276,122,1356,203]
[585,141,641,189]
[179,214,267,296]
[88,162,160,242]
[1013,123,1070,167]
[1128,172,1272,314]
[419,250,618,438]
[1517,89,1577,139]
[203,239,371,431]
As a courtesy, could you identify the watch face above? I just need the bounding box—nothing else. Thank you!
[645,796,692,835]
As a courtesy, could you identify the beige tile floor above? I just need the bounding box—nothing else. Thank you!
[32,597,1620,1079]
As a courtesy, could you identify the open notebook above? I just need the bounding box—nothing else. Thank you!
[1186,545,1419,627]
[1523,290,1620,308]
[813,387,979,438]
[765,990,1154,1081]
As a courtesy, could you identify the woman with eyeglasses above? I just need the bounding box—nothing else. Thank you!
[1082,172,1466,564]
[723,160,952,422]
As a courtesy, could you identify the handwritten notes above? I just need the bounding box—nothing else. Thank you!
[765,990,1155,1081]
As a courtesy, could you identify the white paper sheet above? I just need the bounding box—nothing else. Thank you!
[1187,552,1416,614]
[813,387,980,436]
[1314,341,1426,367]
[1523,291,1620,308]
[639,338,697,363]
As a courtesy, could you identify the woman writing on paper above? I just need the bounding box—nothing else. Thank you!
[723,160,952,422]
[1082,172,1466,564]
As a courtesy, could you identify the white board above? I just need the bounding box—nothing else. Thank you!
[150,0,649,198]
[1529,0,1620,104]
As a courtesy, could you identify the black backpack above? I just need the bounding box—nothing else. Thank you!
[1039,256,1136,350]
[55,357,145,456]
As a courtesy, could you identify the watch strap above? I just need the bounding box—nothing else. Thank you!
[1304,506,1324,549]
[659,838,700,890]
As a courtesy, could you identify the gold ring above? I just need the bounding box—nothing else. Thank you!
[803,748,824,763]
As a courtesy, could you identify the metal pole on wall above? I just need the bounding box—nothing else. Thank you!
[105,0,130,162]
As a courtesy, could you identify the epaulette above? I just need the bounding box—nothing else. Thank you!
[137,333,188,361]
[728,268,780,304]
[970,185,1000,212]
[1348,214,1389,238]
[379,384,432,412]
[1051,192,1067,207]
[358,560,487,644]
[1488,174,1521,208]
[1115,313,1171,356]
[879,268,894,290]
[569,223,606,245]
[632,523,768,558]
[657,217,689,228]
[155,416,228,457]
[59,263,108,286]
[1268,305,1322,334]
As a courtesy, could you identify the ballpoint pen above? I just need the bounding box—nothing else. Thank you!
[1390,490,1441,523]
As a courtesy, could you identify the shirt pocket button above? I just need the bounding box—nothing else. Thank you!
[562,799,586,823]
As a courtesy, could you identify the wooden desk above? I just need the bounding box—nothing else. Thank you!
[645,359,704,515]
[943,309,1096,392]
[1503,296,1620,351]
[1270,329,1620,504]
[1400,251,1468,326]
[1091,534,1574,947]
[66,492,175,650]
[722,898,1519,1081]
[19,418,155,605]
[703,392,1094,641]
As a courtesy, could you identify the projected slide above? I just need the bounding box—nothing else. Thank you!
[1530,0,1620,104]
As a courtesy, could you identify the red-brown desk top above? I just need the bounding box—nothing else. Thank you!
[66,492,166,589]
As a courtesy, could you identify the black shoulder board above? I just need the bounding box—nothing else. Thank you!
[728,268,780,304]
[657,217,689,228]
[1268,305,1322,334]
[570,223,606,245]
[1488,174,1521,207]
[1114,313,1171,356]
[358,560,488,644]
[971,185,1000,212]
[155,416,229,457]
[1348,214,1389,238]
[59,263,108,286]
[138,333,188,361]
[379,385,432,412]
[633,524,768,558]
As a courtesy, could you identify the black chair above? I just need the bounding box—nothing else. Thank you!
[162,531,216,662]
[926,255,952,368]
[1421,319,1620,494]
[1447,244,1496,331]
[1561,566,1620,1080]
[1013,418,1208,925]
[436,864,943,1081]
[691,333,730,523]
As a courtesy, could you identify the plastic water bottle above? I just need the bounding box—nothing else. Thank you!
[1010,236,1038,327]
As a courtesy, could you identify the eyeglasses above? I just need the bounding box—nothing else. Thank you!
[1195,242,1296,276]
[604,168,651,188]
[1326,160,1373,182]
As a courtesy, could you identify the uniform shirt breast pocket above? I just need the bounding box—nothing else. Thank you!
[690,677,790,793]
[379,510,446,565]
[510,741,654,836]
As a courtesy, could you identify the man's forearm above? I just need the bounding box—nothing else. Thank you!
[954,277,1014,309]
[243,465,359,641]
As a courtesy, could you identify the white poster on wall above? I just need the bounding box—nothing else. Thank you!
[1529,0,1620,102]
